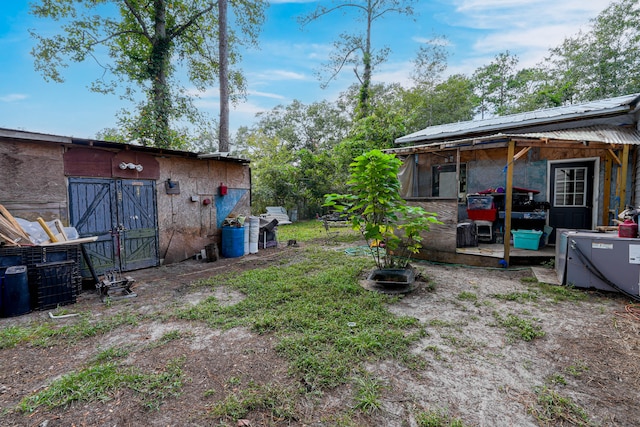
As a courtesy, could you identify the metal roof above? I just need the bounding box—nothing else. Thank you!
[395,93,640,145]
[0,127,250,164]
[386,125,640,155]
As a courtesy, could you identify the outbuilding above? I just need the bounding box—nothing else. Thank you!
[0,128,251,277]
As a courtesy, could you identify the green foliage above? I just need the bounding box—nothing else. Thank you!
[298,0,418,117]
[30,0,266,148]
[325,149,441,269]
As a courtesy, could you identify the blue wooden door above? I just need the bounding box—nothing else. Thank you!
[68,178,158,276]
[116,179,159,271]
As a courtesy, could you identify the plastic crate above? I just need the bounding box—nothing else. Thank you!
[467,208,497,221]
[34,260,77,310]
[511,229,543,250]
[467,195,493,210]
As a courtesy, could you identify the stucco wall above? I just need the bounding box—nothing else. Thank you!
[0,139,68,222]
[157,157,251,264]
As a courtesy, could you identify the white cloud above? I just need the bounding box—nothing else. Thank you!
[0,93,27,102]
[248,90,286,99]
[251,69,308,81]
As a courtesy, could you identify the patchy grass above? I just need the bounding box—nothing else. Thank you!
[490,290,539,303]
[0,311,141,349]
[353,375,385,414]
[415,408,469,426]
[277,219,360,244]
[207,380,298,422]
[18,357,185,412]
[492,311,545,342]
[528,386,594,426]
[176,248,426,390]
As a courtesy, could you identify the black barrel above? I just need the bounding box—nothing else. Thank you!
[1,265,30,317]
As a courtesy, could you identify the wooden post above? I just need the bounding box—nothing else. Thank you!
[504,140,515,265]
[602,157,612,225]
[620,145,630,208]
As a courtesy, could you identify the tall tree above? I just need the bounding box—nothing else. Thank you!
[542,0,640,103]
[30,0,265,149]
[218,0,230,153]
[472,51,520,118]
[298,0,417,119]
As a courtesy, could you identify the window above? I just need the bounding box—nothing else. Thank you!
[432,164,466,198]
[554,167,587,207]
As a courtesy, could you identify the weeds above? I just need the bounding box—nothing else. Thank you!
[353,375,384,414]
[456,291,477,302]
[208,381,297,422]
[416,408,468,426]
[535,282,587,303]
[565,360,589,377]
[528,385,594,426]
[490,290,539,303]
[492,311,545,342]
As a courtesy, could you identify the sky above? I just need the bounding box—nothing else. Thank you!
[0,0,615,141]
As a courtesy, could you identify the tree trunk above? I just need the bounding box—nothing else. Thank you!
[218,0,230,153]
[357,1,373,119]
[151,0,172,148]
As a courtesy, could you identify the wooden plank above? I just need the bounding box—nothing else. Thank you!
[37,217,58,243]
[0,204,31,241]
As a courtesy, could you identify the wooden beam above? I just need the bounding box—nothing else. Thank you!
[607,149,622,166]
[504,140,515,265]
[602,157,612,225]
[513,147,531,161]
[620,145,630,208]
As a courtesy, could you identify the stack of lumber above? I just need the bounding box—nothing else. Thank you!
[0,205,32,247]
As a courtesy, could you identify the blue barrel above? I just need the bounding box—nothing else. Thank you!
[222,226,244,258]
[2,265,30,317]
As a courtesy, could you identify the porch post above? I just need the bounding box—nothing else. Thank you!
[620,145,630,208]
[504,140,515,265]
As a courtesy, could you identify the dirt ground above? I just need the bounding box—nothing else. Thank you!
[0,240,639,427]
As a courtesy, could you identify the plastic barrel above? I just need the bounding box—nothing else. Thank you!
[249,216,259,254]
[221,226,244,258]
[244,225,250,255]
[1,265,30,317]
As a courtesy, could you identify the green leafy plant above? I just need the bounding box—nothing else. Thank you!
[324,149,441,269]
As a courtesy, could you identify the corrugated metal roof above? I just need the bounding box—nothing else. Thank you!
[507,125,640,145]
[386,125,640,155]
[395,93,640,145]
[0,127,250,163]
